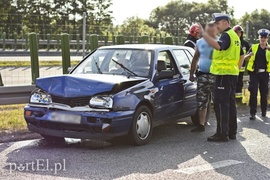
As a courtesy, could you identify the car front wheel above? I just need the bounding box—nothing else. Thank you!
[129,106,153,146]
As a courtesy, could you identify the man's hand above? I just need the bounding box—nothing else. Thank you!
[197,23,204,36]
[244,52,254,61]
[189,74,195,82]
[248,52,254,57]
[266,46,270,51]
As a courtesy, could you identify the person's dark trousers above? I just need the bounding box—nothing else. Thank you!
[213,75,238,137]
[248,72,269,115]
[236,72,244,94]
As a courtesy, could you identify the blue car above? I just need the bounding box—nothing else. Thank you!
[24,44,205,145]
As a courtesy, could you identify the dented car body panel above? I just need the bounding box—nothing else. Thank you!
[24,44,197,139]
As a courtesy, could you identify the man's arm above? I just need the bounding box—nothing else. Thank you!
[244,47,254,60]
[238,55,245,69]
[197,23,221,50]
[189,47,200,82]
[202,33,221,50]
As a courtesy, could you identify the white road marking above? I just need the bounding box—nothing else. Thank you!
[175,160,244,175]
[256,116,264,122]
[237,118,241,123]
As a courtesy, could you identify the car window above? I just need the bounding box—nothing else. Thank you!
[173,49,191,75]
[184,49,193,62]
[157,51,177,75]
[72,49,153,77]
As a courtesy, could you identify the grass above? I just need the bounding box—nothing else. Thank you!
[0,104,27,131]
[0,60,80,67]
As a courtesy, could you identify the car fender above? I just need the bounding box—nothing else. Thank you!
[113,79,155,112]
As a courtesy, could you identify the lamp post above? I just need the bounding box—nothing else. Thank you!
[246,21,249,40]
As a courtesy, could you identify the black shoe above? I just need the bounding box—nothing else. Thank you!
[207,134,229,142]
[191,125,205,132]
[250,114,256,120]
[261,112,266,117]
[229,134,236,140]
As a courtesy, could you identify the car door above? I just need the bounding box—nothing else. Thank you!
[172,48,197,117]
[153,50,186,123]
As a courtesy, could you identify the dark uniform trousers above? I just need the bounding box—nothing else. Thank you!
[236,72,244,94]
[214,75,238,136]
[248,72,269,115]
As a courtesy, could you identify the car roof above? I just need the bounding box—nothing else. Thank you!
[98,44,193,51]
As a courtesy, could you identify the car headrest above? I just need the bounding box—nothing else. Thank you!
[157,60,166,71]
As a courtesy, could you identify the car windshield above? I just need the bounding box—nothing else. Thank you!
[72,49,153,77]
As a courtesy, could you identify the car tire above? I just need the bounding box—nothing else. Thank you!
[191,101,211,126]
[128,105,153,146]
[40,134,65,142]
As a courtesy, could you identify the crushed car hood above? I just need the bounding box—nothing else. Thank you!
[36,74,147,98]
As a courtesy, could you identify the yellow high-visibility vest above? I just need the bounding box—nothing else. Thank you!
[211,29,241,75]
[246,44,270,72]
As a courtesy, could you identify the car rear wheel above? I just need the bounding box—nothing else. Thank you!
[40,134,65,142]
[129,106,153,146]
[191,101,211,126]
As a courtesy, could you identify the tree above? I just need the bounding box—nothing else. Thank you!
[117,16,158,36]
[238,9,270,42]
[90,0,113,34]
[148,0,234,37]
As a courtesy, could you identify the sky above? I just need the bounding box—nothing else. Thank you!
[110,0,266,24]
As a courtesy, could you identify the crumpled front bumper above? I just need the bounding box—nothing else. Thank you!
[24,104,134,139]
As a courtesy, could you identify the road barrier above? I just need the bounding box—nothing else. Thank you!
[0,85,35,105]
[0,31,187,53]
[29,32,40,84]
[165,36,173,45]
[61,33,71,74]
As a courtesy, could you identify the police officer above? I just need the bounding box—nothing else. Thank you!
[198,13,244,142]
[184,24,201,49]
[245,29,270,120]
[233,25,251,99]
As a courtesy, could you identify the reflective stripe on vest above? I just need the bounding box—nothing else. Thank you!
[246,44,270,72]
[210,29,241,75]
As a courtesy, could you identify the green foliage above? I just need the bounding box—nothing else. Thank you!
[0,61,80,67]
[238,9,270,42]
[148,0,234,36]
[116,16,167,37]
[0,104,26,131]
[0,0,113,36]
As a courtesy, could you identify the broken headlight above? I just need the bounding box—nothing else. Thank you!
[89,96,113,109]
[30,89,52,105]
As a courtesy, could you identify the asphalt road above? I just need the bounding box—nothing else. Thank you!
[0,110,270,180]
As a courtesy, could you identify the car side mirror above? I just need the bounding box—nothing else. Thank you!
[158,70,174,80]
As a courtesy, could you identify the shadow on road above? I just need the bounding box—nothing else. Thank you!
[1,115,270,179]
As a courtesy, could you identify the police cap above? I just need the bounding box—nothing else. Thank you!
[212,13,230,22]
[258,29,270,37]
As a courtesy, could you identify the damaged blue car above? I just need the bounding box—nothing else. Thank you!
[24,44,204,145]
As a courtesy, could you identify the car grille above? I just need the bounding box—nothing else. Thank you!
[51,95,91,107]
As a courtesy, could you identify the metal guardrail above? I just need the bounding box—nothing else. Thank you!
[0,76,251,106]
[0,85,35,105]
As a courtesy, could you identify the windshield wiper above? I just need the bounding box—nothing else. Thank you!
[93,57,102,74]
[111,59,138,77]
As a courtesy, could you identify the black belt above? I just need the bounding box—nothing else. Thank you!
[198,71,211,75]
